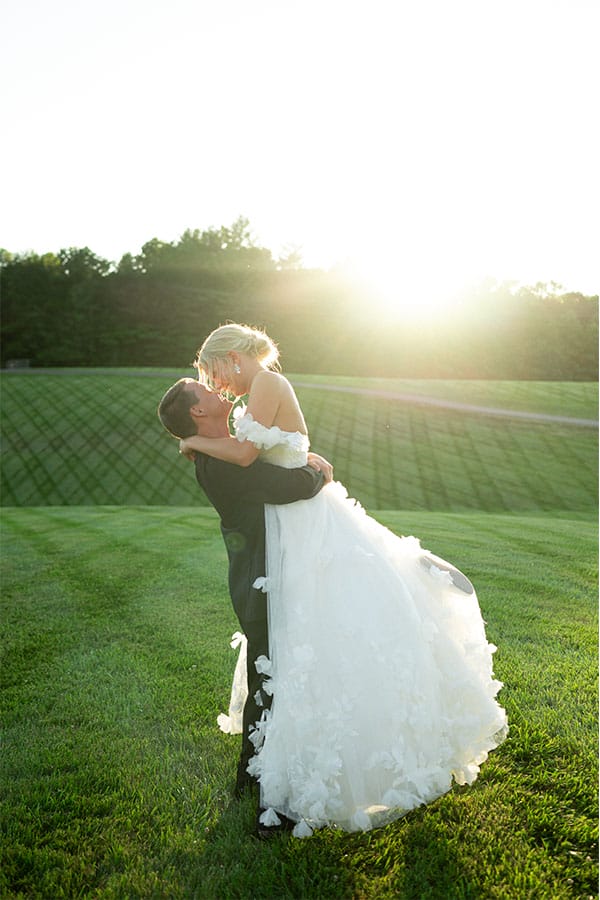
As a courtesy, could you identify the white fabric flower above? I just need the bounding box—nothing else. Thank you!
[292,820,313,838]
[259,807,282,827]
[253,576,269,593]
[249,709,271,750]
[255,655,272,675]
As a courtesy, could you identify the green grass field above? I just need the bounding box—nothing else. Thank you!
[1,507,597,898]
[0,371,598,898]
[0,372,597,512]
[290,375,599,420]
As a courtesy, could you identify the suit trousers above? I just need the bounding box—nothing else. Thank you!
[240,615,272,775]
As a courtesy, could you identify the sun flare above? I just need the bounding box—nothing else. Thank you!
[343,257,464,324]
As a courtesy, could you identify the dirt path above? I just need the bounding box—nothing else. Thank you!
[291,381,599,428]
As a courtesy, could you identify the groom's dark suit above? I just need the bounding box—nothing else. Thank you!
[194,453,324,778]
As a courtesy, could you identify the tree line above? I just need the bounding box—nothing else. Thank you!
[1,217,597,379]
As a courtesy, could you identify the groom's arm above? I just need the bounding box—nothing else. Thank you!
[243,460,325,504]
[197,456,325,506]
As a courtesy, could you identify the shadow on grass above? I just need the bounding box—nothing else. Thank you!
[190,794,479,900]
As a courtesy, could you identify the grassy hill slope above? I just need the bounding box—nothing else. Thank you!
[1,371,597,512]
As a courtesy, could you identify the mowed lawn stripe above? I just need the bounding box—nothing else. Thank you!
[1,373,597,511]
[0,506,597,899]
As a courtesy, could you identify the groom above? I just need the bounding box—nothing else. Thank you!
[157,378,330,817]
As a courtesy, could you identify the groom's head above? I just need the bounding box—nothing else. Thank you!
[158,378,232,438]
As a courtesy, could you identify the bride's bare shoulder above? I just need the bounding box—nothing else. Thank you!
[251,370,290,393]
[249,369,306,432]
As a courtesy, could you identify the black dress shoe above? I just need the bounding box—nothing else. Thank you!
[255,806,296,840]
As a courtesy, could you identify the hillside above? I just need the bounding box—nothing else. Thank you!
[0,371,597,512]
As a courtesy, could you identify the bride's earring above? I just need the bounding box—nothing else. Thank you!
[233,363,241,374]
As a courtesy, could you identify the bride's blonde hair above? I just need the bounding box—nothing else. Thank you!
[194,323,279,388]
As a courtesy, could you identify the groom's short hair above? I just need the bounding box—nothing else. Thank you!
[158,378,198,438]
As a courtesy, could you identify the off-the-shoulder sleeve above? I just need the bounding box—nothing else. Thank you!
[234,412,286,450]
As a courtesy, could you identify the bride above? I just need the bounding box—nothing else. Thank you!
[180,323,508,837]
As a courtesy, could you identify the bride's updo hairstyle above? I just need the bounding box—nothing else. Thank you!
[195,323,279,388]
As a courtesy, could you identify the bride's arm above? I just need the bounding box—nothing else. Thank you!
[179,373,283,467]
[179,433,258,466]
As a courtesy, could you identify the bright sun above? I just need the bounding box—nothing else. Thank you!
[343,256,465,324]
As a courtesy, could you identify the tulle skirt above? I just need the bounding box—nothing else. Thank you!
[220,482,507,836]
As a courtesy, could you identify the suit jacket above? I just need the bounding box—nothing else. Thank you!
[194,454,324,630]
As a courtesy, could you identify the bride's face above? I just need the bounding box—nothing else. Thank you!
[207,353,252,397]
[202,357,240,398]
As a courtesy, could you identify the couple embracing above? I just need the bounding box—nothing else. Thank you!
[158,323,507,840]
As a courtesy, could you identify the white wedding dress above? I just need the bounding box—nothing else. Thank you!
[219,413,508,837]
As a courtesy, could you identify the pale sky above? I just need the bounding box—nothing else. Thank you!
[2,0,599,306]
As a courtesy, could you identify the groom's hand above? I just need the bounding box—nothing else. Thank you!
[307,452,333,483]
[179,438,196,462]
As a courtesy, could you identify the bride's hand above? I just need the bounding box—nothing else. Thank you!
[307,452,333,483]
[179,438,196,461]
